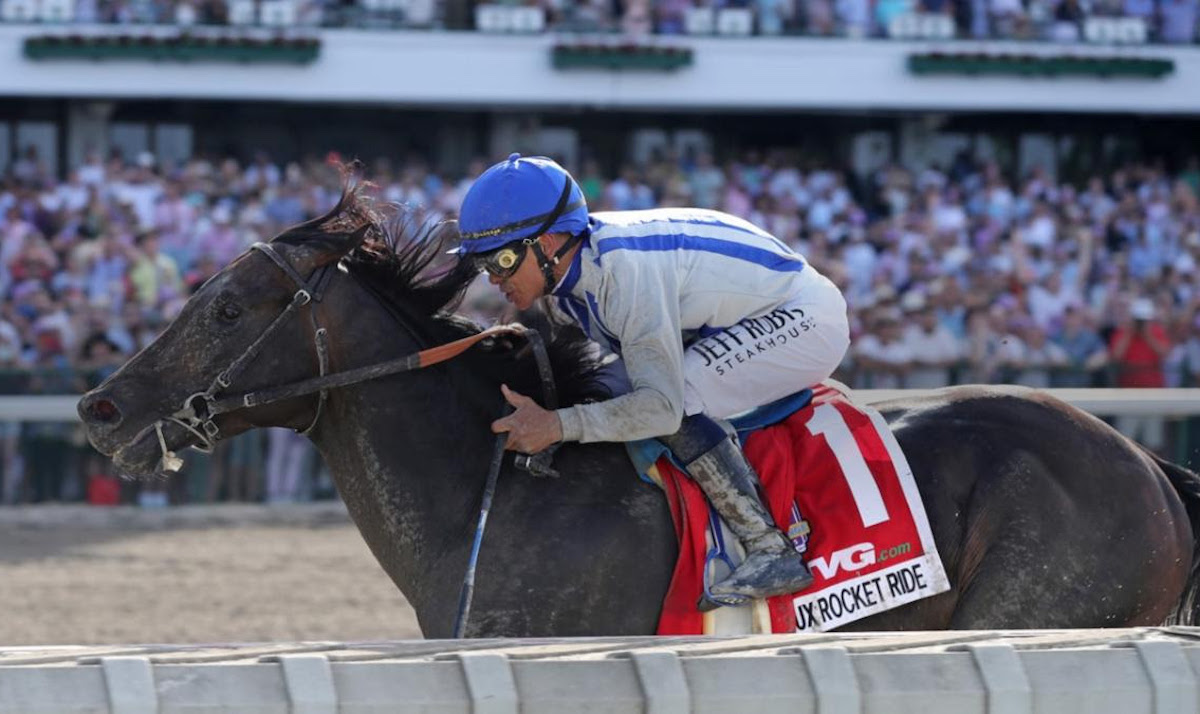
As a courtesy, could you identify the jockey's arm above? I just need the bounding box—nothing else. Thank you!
[555,261,686,444]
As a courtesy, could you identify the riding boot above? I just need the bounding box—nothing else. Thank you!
[685,437,813,611]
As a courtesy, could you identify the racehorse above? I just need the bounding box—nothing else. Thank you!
[78,183,1200,638]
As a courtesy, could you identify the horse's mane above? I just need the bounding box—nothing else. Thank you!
[271,178,612,407]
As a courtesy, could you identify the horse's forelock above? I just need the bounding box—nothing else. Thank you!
[271,176,380,253]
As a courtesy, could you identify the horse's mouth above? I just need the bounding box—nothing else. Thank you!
[108,420,202,478]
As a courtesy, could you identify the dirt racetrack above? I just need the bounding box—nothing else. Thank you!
[0,502,422,645]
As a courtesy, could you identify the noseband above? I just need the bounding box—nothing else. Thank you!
[152,242,556,474]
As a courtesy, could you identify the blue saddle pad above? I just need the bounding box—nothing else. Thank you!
[625,388,814,484]
[728,388,814,438]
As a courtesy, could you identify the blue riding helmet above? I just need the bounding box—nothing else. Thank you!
[452,153,588,255]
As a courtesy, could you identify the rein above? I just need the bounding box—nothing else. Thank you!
[154,241,557,474]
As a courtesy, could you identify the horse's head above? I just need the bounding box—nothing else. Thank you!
[77,189,374,476]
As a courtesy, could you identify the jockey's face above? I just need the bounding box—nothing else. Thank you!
[489,241,544,310]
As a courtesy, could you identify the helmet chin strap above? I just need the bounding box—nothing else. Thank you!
[528,233,581,295]
[515,176,584,295]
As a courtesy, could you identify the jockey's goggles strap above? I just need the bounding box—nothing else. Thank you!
[528,231,582,294]
[528,240,558,294]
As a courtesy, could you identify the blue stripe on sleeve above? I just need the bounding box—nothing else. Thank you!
[596,234,805,273]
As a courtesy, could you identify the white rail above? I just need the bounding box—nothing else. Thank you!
[859,387,1200,417]
[0,629,1194,713]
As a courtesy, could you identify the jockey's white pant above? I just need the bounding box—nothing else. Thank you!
[682,268,850,420]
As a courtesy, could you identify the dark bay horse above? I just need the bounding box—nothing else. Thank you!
[78,187,1200,637]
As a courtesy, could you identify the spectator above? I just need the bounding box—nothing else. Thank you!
[989,0,1027,35]
[688,152,725,210]
[1110,296,1171,450]
[77,334,125,388]
[835,0,873,36]
[1000,320,1070,387]
[1051,0,1086,40]
[805,0,836,33]
[655,0,690,33]
[900,292,962,387]
[243,152,281,191]
[154,181,197,267]
[1159,0,1198,42]
[853,307,912,387]
[605,165,655,211]
[576,158,607,208]
[12,146,46,187]
[1122,0,1156,24]
[620,0,653,35]
[758,0,796,33]
[24,327,85,502]
[128,229,183,310]
[111,154,164,230]
[964,305,1007,382]
[1052,303,1108,386]
[1110,296,1170,386]
[876,0,914,31]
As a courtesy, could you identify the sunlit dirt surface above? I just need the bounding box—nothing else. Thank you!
[0,503,422,645]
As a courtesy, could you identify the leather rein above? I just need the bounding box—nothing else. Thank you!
[153,241,556,473]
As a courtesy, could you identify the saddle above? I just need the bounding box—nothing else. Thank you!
[627,381,951,635]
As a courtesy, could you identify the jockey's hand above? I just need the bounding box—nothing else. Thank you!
[492,384,563,454]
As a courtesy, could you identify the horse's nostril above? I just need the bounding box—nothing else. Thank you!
[88,398,121,424]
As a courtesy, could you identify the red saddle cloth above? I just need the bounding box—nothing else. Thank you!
[655,384,947,635]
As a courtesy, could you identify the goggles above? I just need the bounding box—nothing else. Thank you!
[473,242,529,279]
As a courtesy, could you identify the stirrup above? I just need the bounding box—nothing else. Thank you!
[697,589,752,612]
[699,548,814,612]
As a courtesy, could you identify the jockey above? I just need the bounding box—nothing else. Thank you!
[453,153,850,609]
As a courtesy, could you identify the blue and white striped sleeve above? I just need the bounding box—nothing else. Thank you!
[555,253,686,443]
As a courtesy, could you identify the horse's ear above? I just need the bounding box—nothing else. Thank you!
[282,224,371,275]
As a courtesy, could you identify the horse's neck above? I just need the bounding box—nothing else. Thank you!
[306,286,499,628]
[311,367,497,624]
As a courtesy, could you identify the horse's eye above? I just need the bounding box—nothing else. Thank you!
[218,304,242,322]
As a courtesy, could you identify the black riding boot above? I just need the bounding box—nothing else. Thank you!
[685,437,813,610]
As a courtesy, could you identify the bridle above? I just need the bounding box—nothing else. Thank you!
[155,242,333,470]
[152,241,555,474]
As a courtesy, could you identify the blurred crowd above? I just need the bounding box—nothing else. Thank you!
[3,140,1200,503]
[547,0,1199,43]
[4,0,1196,44]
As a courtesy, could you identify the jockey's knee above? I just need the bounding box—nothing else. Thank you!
[660,413,729,464]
